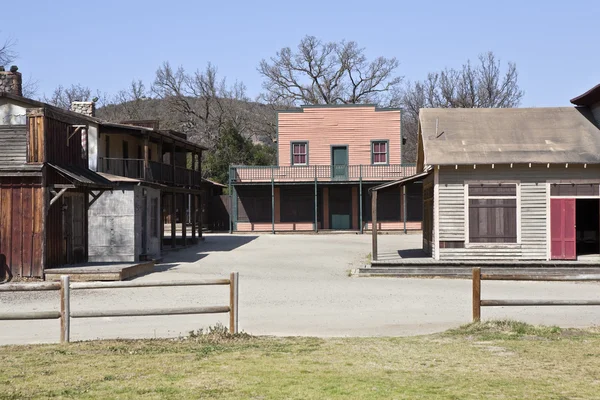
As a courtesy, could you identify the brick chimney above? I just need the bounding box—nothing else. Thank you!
[71,101,96,117]
[0,66,23,96]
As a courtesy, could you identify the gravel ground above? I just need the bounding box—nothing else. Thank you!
[1,233,600,345]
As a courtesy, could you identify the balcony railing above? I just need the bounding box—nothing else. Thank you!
[100,158,201,187]
[231,164,417,183]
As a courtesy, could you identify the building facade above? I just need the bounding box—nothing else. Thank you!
[414,93,600,261]
[230,105,422,233]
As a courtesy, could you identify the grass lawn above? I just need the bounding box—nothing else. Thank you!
[2,321,600,399]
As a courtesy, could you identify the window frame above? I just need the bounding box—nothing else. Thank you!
[290,141,309,166]
[464,181,521,247]
[371,140,389,165]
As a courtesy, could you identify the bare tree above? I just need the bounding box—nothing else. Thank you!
[45,84,98,109]
[259,35,402,106]
[152,62,256,146]
[0,36,16,66]
[399,52,524,162]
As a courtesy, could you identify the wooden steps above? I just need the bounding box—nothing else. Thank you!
[44,261,155,282]
[356,265,600,278]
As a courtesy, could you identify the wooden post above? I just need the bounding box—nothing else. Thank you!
[371,190,378,261]
[160,192,165,252]
[314,166,318,232]
[60,275,70,343]
[472,267,481,322]
[171,142,175,184]
[198,194,203,239]
[229,272,239,334]
[359,166,363,234]
[271,167,275,234]
[181,193,187,246]
[171,192,176,248]
[403,185,407,234]
[143,135,149,180]
[191,193,196,242]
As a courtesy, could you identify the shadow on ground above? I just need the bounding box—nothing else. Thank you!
[398,249,429,259]
[155,235,258,273]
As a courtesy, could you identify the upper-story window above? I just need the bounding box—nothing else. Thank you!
[372,140,388,164]
[291,142,308,165]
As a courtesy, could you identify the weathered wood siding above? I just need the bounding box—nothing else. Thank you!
[278,106,401,166]
[0,177,44,277]
[0,125,27,165]
[436,164,600,260]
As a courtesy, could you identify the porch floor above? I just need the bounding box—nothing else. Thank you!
[44,261,155,282]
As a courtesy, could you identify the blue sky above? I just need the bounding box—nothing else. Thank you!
[1,0,598,107]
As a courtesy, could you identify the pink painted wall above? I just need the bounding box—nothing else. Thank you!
[278,106,401,166]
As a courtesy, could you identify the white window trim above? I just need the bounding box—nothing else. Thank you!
[372,141,388,165]
[292,142,308,166]
[464,180,521,247]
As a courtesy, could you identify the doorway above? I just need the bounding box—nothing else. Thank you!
[576,199,600,256]
[331,146,348,181]
[329,186,352,229]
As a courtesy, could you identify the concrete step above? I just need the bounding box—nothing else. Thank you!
[45,261,155,282]
[355,266,600,278]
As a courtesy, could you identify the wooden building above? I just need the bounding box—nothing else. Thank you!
[1,77,112,278]
[229,105,422,233]
[372,87,600,261]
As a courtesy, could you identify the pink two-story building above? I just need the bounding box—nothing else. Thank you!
[229,105,422,232]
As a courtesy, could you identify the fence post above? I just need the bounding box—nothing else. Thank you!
[472,267,481,322]
[60,275,71,343]
[229,272,239,334]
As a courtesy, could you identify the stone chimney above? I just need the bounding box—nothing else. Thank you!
[70,101,96,117]
[0,66,23,96]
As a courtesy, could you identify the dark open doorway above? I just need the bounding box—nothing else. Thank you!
[576,199,599,256]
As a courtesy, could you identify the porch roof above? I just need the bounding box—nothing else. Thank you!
[368,170,430,193]
[48,164,113,189]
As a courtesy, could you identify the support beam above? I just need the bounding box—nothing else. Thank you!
[171,192,176,248]
[228,167,232,234]
[271,167,275,234]
[371,191,378,261]
[359,170,363,234]
[160,192,164,252]
[403,185,407,234]
[314,167,318,232]
[182,192,187,246]
[88,190,106,207]
[143,135,149,180]
[49,187,69,207]
[191,193,197,242]
[198,194,203,239]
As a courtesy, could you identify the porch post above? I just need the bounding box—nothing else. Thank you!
[181,192,187,246]
[191,192,196,242]
[271,167,275,234]
[359,165,363,234]
[403,185,407,234]
[197,194,202,239]
[171,192,176,248]
[228,167,232,234]
[314,165,318,232]
[171,142,175,184]
[371,190,378,261]
[143,135,149,180]
[160,192,164,252]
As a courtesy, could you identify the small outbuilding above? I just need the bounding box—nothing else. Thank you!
[372,89,600,262]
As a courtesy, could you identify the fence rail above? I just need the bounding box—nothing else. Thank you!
[472,267,600,321]
[0,273,239,343]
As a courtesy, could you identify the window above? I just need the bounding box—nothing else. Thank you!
[372,141,388,164]
[468,183,517,243]
[291,142,308,165]
[150,198,159,237]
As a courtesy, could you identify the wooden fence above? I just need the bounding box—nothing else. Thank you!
[0,273,239,343]
[472,267,600,321]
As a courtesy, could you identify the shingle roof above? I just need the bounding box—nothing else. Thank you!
[419,107,600,166]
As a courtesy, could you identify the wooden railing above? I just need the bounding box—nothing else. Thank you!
[472,267,600,321]
[0,273,239,343]
[99,158,144,179]
[99,158,201,188]
[231,164,417,183]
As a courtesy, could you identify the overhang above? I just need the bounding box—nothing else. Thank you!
[368,170,430,193]
[48,164,113,189]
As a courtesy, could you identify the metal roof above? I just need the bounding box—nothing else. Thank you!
[419,107,600,166]
[369,170,431,193]
[48,164,113,189]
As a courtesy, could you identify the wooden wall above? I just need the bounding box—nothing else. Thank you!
[278,106,401,166]
[0,177,44,277]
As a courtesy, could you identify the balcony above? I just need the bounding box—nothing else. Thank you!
[231,164,417,184]
[99,158,201,187]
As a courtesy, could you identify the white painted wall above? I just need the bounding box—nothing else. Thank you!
[0,98,27,125]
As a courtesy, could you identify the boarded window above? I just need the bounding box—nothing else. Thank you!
[292,142,308,165]
[151,198,159,237]
[468,183,517,243]
[372,141,388,164]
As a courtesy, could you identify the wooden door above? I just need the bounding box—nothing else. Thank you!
[64,193,86,264]
[550,198,576,260]
[331,146,348,181]
[329,186,352,229]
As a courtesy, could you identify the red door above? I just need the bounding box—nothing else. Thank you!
[550,198,576,260]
